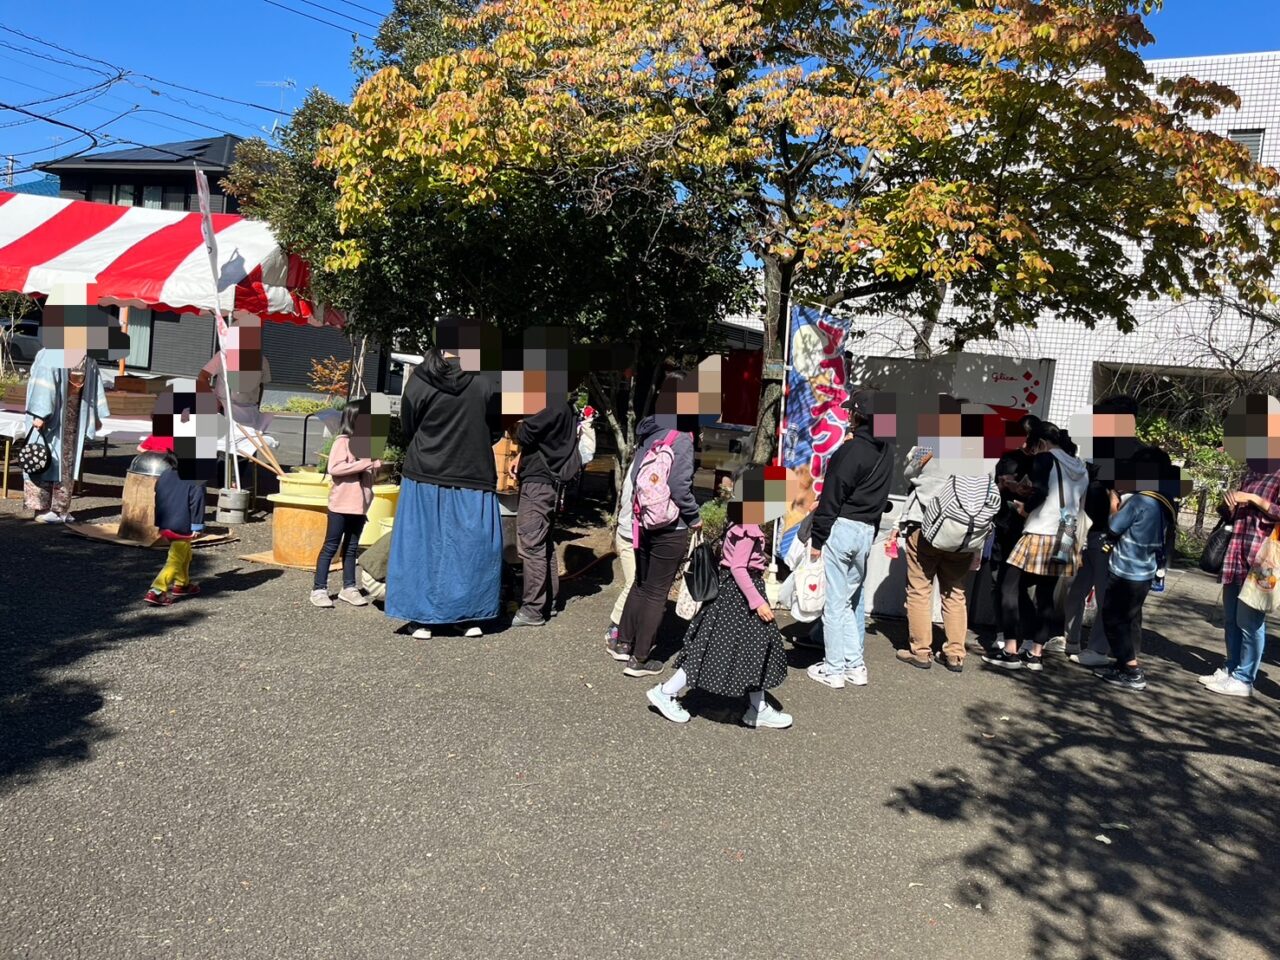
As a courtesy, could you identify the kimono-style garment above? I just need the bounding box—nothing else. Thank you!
[23,348,110,488]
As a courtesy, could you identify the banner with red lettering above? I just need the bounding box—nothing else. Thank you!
[778,304,850,555]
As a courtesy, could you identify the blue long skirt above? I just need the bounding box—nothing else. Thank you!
[385,478,503,625]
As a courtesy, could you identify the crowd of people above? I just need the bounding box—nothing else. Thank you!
[18,335,1278,719]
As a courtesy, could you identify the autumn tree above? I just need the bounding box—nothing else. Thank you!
[227,8,748,483]
[321,0,1280,461]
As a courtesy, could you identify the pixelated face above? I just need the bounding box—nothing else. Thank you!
[727,464,789,526]
[1113,456,1191,499]
[854,390,897,440]
[1070,410,1143,481]
[40,285,129,365]
[151,381,220,481]
[1224,394,1280,472]
[348,393,392,461]
[221,321,267,397]
[501,327,571,416]
[915,401,1001,474]
[655,355,722,431]
[437,315,502,373]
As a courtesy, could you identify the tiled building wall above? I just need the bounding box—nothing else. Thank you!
[853,51,1280,425]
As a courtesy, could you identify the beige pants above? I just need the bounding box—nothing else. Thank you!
[905,530,973,660]
[610,530,637,625]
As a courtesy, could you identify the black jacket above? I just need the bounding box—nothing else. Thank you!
[1083,462,1113,531]
[517,402,578,485]
[400,359,502,492]
[154,469,206,537]
[811,426,893,549]
[993,448,1032,542]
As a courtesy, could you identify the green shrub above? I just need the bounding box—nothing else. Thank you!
[699,499,728,541]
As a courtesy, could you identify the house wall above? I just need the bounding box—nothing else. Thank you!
[55,170,237,213]
[850,51,1280,425]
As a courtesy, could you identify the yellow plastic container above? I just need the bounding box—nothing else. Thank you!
[361,484,400,545]
[267,470,333,566]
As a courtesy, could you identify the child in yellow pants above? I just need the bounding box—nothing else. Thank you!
[152,540,194,595]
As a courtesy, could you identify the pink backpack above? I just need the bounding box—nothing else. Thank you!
[632,430,681,537]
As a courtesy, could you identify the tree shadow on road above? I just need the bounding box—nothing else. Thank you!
[0,514,203,795]
[887,624,1280,960]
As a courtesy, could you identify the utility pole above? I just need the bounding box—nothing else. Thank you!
[4,156,13,187]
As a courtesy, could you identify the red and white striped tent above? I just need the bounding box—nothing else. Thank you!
[0,190,342,326]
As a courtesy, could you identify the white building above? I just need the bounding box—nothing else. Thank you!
[850,50,1280,425]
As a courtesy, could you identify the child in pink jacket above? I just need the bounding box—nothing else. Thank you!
[311,398,382,608]
[645,466,793,729]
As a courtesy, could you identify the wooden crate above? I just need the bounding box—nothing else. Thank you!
[494,432,520,495]
[112,375,168,395]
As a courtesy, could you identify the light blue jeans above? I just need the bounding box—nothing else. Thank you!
[1223,581,1267,684]
[821,518,875,674]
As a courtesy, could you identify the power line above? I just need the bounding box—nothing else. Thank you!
[124,80,262,134]
[260,0,368,39]
[0,26,291,117]
[284,0,381,30]
[0,66,241,140]
[326,0,389,17]
[0,37,115,80]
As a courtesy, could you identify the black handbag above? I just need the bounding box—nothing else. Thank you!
[684,536,720,603]
[15,426,50,475]
[1200,515,1233,575]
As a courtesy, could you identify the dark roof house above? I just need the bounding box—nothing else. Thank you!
[38,135,244,213]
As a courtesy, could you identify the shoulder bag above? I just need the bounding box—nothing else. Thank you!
[16,426,50,475]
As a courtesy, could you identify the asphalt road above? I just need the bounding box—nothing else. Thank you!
[1,499,1278,960]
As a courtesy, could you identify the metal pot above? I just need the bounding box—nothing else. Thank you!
[128,450,172,477]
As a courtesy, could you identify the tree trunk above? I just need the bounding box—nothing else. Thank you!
[587,368,638,531]
[751,254,794,465]
[914,280,947,360]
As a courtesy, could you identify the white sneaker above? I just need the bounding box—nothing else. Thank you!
[337,587,369,607]
[647,685,691,723]
[744,702,793,729]
[309,589,334,608]
[1206,675,1253,698]
[843,664,869,686]
[411,626,432,640]
[1070,649,1112,668]
[1197,668,1228,687]
[1044,636,1067,653]
[806,663,845,689]
[463,626,483,638]
[35,511,65,524]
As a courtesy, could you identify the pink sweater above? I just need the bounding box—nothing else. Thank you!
[327,435,377,515]
[721,522,768,610]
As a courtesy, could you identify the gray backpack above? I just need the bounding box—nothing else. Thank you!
[922,476,1000,553]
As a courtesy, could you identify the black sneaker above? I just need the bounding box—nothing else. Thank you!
[1020,650,1043,672]
[1097,667,1147,692]
[623,657,664,678]
[981,649,1023,670]
[792,630,824,651]
[606,636,633,662]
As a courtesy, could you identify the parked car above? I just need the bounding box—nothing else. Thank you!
[0,319,41,363]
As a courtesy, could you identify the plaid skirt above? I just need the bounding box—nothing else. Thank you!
[1007,532,1080,577]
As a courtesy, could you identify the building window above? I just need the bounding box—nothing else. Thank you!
[114,184,136,207]
[142,185,163,209]
[1228,128,1264,163]
[162,186,186,211]
[89,184,111,204]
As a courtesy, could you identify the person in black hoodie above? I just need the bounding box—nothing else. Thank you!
[610,370,703,677]
[386,335,504,639]
[510,392,579,627]
[1062,396,1142,667]
[806,389,895,691]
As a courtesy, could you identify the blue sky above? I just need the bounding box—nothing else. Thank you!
[2,1,1279,182]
